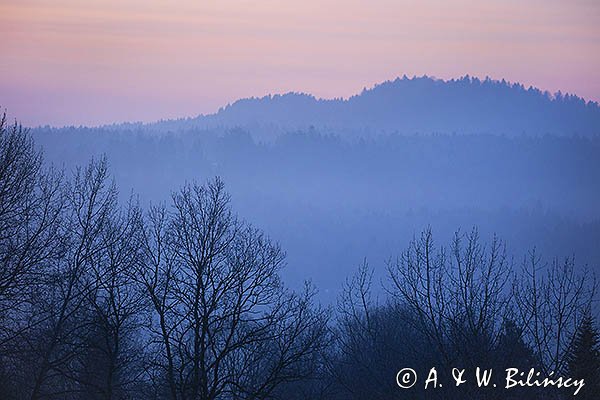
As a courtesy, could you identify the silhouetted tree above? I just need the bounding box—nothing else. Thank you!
[496,319,537,368]
[26,157,127,399]
[329,260,432,400]
[514,252,596,375]
[137,178,329,400]
[566,314,600,399]
[75,195,146,400]
[387,228,511,371]
[494,319,542,399]
[0,112,65,399]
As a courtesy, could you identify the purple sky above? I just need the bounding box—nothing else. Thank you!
[1,0,599,127]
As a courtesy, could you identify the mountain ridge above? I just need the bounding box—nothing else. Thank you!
[40,75,600,138]
[201,75,600,137]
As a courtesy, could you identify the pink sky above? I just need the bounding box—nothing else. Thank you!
[1,0,599,127]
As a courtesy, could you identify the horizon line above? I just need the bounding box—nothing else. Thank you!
[24,74,599,130]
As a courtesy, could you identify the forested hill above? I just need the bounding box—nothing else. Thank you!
[99,76,600,138]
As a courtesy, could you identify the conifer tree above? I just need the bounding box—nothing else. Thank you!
[567,314,600,399]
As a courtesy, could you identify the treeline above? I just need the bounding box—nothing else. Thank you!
[32,125,600,220]
[2,116,600,399]
[77,75,600,138]
[204,76,600,137]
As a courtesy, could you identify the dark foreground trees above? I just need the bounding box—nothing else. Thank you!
[137,179,329,400]
[0,118,329,399]
[0,114,65,398]
[566,314,600,399]
[327,229,597,400]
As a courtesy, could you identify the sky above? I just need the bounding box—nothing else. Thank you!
[1,0,599,127]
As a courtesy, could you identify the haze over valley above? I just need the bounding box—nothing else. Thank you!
[30,76,600,300]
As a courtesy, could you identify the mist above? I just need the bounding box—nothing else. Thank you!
[30,76,600,301]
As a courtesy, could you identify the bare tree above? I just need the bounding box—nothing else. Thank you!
[514,251,596,375]
[138,178,329,400]
[25,157,124,399]
[0,113,64,342]
[75,195,146,400]
[0,113,65,398]
[137,203,180,399]
[329,260,434,400]
[330,260,384,399]
[386,228,512,368]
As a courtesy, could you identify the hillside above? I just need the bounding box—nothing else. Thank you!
[98,76,600,138]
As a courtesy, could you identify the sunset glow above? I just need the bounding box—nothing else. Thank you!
[1,0,599,126]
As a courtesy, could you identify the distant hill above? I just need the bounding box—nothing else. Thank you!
[102,75,600,138]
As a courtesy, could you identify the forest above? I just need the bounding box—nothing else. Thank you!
[2,107,600,399]
[2,77,600,399]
